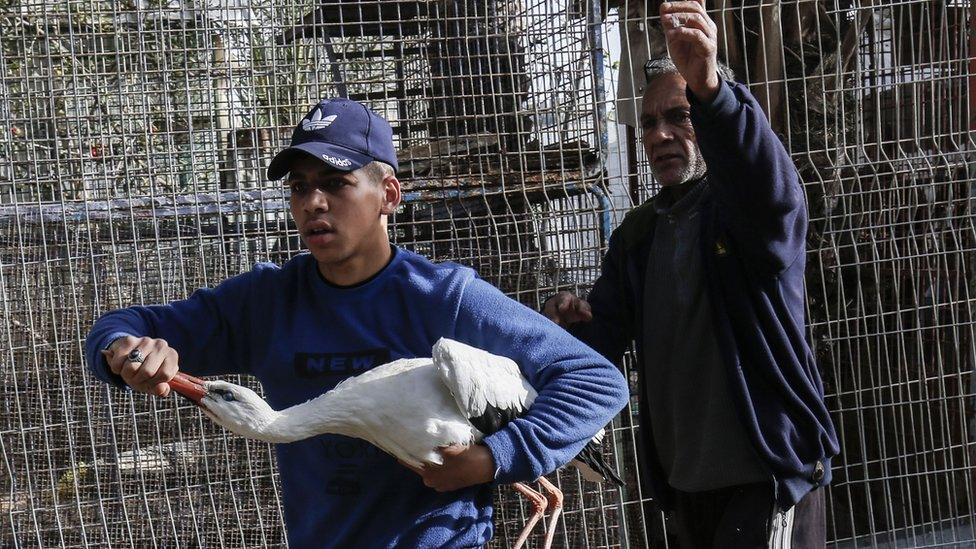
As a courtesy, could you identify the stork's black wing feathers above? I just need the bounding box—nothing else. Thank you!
[573,439,625,486]
[468,403,527,436]
[433,338,535,436]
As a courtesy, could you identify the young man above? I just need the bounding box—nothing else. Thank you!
[86,97,629,548]
[544,1,839,546]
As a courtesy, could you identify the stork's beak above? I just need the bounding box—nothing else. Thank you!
[169,372,209,406]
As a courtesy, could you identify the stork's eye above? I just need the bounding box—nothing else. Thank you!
[212,388,236,402]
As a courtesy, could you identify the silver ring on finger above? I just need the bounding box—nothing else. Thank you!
[127,349,145,363]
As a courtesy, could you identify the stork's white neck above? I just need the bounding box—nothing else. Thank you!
[258,390,364,443]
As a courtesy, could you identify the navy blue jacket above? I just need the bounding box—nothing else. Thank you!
[571,81,840,511]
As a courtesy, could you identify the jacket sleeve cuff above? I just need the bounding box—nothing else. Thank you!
[90,331,132,389]
[481,428,528,485]
[687,79,738,121]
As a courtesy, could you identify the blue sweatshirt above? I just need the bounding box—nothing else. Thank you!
[85,247,628,548]
[569,81,840,511]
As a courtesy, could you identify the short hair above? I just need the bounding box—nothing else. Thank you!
[361,161,394,184]
[643,56,735,86]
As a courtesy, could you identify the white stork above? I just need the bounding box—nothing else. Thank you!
[168,338,623,549]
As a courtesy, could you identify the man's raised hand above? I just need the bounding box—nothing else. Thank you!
[660,0,721,102]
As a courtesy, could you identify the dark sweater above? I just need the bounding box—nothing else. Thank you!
[569,81,840,511]
[642,179,768,491]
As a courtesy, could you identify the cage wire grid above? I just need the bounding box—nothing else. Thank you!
[0,0,974,547]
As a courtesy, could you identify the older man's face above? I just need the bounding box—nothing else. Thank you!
[640,73,706,187]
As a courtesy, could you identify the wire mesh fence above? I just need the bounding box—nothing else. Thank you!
[0,0,973,547]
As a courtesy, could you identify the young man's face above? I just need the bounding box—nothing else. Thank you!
[287,155,395,267]
[640,72,706,187]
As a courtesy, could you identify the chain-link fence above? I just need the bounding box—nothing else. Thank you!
[1,0,973,547]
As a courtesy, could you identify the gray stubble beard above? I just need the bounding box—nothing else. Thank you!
[652,148,708,186]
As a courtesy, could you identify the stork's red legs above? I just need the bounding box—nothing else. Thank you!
[537,476,564,549]
[511,477,564,549]
[512,482,547,549]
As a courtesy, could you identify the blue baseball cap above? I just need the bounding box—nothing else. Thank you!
[267,98,398,180]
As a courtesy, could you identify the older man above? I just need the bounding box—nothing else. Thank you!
[545,0,839,546]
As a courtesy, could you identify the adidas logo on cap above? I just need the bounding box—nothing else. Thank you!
[302,110,338,131]
[322,154,352,167]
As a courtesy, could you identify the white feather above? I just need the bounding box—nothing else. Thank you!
[432,338,536,421]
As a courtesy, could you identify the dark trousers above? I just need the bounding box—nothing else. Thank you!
[650,483,826,548]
